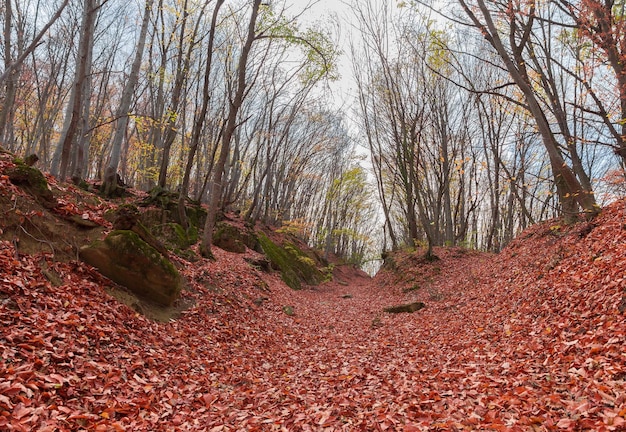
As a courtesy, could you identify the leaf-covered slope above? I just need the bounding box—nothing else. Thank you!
[1,153,625,431]
[373,208,626,430]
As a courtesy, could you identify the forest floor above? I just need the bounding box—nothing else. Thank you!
[1,154,626,431]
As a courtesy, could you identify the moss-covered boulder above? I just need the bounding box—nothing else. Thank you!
[213,222,247,253]
[152,222,197,249]
[257,232,323,290]
[140,186,207,229]
[79,230,182,306]
[112,204,170,258]
[151,222,199,261]
[7,160,57,209]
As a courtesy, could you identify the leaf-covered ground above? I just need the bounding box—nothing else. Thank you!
[1,164,625,430]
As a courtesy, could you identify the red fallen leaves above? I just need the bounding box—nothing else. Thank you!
[1,197,626,430]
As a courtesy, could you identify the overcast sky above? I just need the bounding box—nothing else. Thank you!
[287,0,361,117]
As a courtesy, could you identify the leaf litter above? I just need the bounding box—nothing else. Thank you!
[1,163,625,430]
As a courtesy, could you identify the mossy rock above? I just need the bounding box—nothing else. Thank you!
[183,205,207,230]
[172,248,199,262]
[284,241,324,284]
[152,223,197,249]
[7,160,56,209]
[79,230,182,306]
[140,186,207,229]
[142,186,178,207]
[257,232,323,290]
[213,222,247,253]
[138,207,168,227]
[111,204,170,258]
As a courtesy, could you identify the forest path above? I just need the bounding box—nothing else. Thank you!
[5,232,625,431]
[225,254,498,430]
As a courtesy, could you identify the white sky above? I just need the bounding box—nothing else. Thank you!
[287,0,362,123]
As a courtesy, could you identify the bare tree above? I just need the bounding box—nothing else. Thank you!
[455,0,599,222]
[51,0,100,180]
[102,0,152,196]
[200,0,263,257]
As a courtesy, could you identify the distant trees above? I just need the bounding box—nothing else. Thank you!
[102,0,152,197]
[352,2,479,255]
[456,0,599,223]
[2,0,625,264]
[0,0,69,146]
[0,0,375,265]
[352,0,621,252]
[559,0,626,164]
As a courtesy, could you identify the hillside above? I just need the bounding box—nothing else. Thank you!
[1,154,625,431]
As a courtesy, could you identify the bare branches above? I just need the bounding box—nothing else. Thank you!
[0,0,69,85]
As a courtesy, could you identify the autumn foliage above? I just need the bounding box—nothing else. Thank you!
[1,157,626,430]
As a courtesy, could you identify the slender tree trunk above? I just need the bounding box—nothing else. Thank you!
[71,24,95,182]
[102,0,152,196]
[157,0,208,189]
[0,0,69,85]
[459,0,599,221]
[178,0,225,229]
[0,0,16,147]
[54,0,98,180]
[201,0,262,258]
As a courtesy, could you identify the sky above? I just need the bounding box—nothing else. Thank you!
[288,0,360,109]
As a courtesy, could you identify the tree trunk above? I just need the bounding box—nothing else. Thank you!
[201,0,262,258]
[0,0,16,147]
[54,0,98,180]
[102,0,152,196]
[0,0,69,85]
[460,0,599,220]
[178,0,225,229]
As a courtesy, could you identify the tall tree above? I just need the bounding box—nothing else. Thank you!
[177,0,225,228]
[456,0,599,222]
[0,0,70,146]
[200,0,263,258]
[558,0,626,165]
[51,0,99,180]
[102,0,152,196]
[156,0,208,189]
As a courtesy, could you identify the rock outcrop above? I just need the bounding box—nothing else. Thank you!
[79,230,182,306]
[7,159,57,209]
[257,232,323,290]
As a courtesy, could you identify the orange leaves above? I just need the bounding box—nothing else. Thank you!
[2,191,626,429]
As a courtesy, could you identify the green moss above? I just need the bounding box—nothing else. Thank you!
[152,222,196,250]
[141,187,207,229]
[213,222,247,253]
[322,264,335,282]
[257,232,322,290]
[173,248,199,262]
[106,230,178,277]
[184,205,207,229]
[186,225,198,244]
[283,241,323,284]
[80,230,182,306]
[7,160,56,208]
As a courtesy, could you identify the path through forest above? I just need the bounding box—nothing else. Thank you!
[2,206,626,431]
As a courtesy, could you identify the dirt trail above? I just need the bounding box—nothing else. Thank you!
[215,257,492,430]
[3,222,626,430]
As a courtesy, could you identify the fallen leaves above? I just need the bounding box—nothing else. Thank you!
[2,177,626,430]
